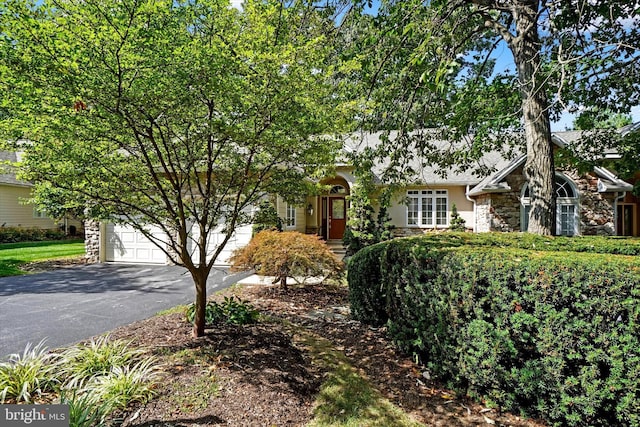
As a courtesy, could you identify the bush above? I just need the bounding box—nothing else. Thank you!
[348,234,640,426]
[230,230,344,288]
[346,242,388,326]
[0,227,67,243]
[185,296,259,326]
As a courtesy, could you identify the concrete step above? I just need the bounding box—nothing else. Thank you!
[325,239,346,258]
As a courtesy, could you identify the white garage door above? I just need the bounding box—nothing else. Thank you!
[189,224,253,266]
[105,224,168,264]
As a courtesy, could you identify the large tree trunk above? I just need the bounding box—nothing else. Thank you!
[510,1,556,235]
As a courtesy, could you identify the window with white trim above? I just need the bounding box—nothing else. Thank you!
[33,208,48,219]
[521,174,579,236]
[285,204,296,228]
[406,190,448,227]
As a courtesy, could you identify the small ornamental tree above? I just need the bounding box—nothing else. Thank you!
[230,230,344,289]
[449,203,466,232]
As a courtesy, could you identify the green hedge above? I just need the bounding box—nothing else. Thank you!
[0,227,67,243]
[348,233,640,426]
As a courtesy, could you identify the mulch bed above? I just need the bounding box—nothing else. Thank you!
[102,282,547,427]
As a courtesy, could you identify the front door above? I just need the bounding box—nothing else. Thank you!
[329,198,346,239]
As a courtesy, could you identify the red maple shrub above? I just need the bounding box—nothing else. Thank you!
[230,230,344,288]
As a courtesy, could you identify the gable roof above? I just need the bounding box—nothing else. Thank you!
[343,127,634,196]
[343,130,518,186]
[467,134,632,196]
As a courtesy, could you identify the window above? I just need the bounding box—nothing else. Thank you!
[33,208,48,219]
[521,174,578,236]
[330,185,347,194]
[407,190,448,227]
[285,204,296,228]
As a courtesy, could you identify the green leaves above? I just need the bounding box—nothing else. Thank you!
[349,233,640,425]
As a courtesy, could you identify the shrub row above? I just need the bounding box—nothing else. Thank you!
[348,234,640,426]
[0,227,67,243]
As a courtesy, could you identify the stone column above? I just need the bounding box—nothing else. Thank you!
[84,219,101,263]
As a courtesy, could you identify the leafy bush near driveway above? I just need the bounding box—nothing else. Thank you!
[230,230,345,288]
[186,296,259,326]
[348,233,640,426]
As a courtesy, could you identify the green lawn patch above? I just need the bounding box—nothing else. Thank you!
[0,240,85,277]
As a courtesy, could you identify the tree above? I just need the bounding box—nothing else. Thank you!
[229,230,344,288]
[449,203,466,232]
[345,0,639,235]
[0,0,352,337]
[573,110,633,131]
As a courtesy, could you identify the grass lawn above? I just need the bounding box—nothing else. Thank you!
[0,240,85,277]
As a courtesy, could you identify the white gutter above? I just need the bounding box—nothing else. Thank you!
[465,185,477,233]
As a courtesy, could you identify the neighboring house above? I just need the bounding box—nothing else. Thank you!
[0,151,82,234]
[86,126,639,266]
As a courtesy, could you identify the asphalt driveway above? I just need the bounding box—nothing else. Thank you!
[0,263,250,359]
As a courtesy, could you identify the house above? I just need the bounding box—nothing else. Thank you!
[86,126,639,266]
[0,151,82,234]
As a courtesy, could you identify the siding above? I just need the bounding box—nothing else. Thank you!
[388,185,474,230]
[0,184,82,230]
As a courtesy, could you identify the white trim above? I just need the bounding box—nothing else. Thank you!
[406,189,449,228]
[520,174,580,236]
[285,203,296,229]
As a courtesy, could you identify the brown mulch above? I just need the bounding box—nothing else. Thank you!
[20,256,88,273]
[98,280,547,427]
[22,257,545,426]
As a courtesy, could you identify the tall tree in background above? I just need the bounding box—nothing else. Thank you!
[347,0,639,235]
[0,0,352,337]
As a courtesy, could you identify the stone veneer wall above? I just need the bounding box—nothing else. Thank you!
[485,166,616,235]
[571,171,616,235]
[84,219,100,263]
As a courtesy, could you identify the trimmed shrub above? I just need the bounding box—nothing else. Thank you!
[230,230,344,288]
[348,234,640,426]
[0,227,67,243]
[346,242,388,326]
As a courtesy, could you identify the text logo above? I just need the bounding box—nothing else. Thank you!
[1,405,69,427]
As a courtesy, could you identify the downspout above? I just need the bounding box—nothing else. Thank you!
[465,185,477,233]
[614,191,626,236]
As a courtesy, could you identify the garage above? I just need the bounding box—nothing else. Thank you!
[103,222,252,266]
[104,223,168,264]
[188,224,253,266]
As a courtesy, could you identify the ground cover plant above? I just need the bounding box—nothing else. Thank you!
[348,233,640,426]
[0,239,85,277]
[0,335,160,426]
[0,340,59,403]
